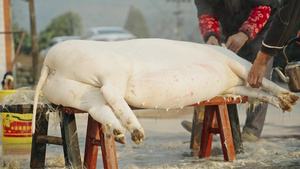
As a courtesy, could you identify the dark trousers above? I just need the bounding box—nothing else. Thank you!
[237,34,274,137]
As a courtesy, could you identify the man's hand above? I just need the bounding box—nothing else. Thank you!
[247,51,272,88]
[226,32,249,53]
[206,36,219,45]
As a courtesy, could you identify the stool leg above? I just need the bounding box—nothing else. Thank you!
[30,108,49,168]
[99,124,118,169]
[190,106,205,154]
[227,104,244,154]
[216,104,236,162]
[199,105,217,158]
[84,115,100,169]
[60,112,82,168]
[84,115,118,169]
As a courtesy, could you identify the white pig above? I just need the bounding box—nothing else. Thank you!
[32,39,298,144]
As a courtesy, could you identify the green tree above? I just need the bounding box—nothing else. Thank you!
[38,12,82,50]
[124,6,150,38]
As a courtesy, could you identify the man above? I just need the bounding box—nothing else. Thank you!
[248,0,300,88]
[182,0,278,142]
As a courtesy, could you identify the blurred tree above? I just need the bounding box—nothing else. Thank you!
[38,11,82,50]
[124,6,150,38]
[12,23,32,55]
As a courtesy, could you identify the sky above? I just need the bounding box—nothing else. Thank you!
[10,0,204,42]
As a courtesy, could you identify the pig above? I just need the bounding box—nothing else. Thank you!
[32,39,299,144]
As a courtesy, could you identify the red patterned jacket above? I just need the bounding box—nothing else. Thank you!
[194,0,278,42]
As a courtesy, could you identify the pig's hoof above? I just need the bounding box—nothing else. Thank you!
[113,129,122,135]
[284,93,299,105]
[290,94,299,104]
[110,128,126,144]
[279,97,292,112]
[282,92,299,105]
[105,122,126,137]
[131,128,146,144]
[114,134,126,144]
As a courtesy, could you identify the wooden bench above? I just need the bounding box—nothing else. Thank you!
[189,96,247,161]
[28,96,247,168]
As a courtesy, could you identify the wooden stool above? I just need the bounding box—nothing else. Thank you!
[29,96,247,168]
[189,96,248,162]
[30,105,118,169]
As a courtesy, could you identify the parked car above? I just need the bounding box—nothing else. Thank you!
[39,36,79,58]
[81,27,136,41]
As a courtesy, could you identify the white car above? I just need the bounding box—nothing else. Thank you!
[39,36,79,58]
[81,27,136,41]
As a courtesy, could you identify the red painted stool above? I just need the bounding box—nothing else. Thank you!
[189,96,248,162]
[30,105,118,169]
[30,96,247,168]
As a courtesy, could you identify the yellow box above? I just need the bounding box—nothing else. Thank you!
[1,113,32,143]
[0,90,33,143]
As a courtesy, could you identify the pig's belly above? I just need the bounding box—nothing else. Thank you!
[125,66,233,109]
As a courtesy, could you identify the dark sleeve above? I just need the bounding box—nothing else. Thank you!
[261,0,300,56]
[194,0,214,18]
[249,0,271,7]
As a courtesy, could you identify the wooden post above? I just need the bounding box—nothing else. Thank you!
[3,0,12,72]
[29,0,39,84]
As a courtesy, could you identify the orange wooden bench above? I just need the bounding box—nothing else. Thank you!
[190,96,247,161]
[29,96,247,168]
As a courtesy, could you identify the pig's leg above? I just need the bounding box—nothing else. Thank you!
[42,75,126,143]
[100,83,145,144]
[225,86,296,111]
[225,58,299,108]
[81,90,127,144]
[260,79,299,106]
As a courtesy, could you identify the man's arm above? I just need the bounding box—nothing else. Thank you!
[226,5,271,53]
[247,0,300,88]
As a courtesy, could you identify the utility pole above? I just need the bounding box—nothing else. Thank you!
[29,0,39,84]
[3,0,12,72]
[166,0,191,40]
